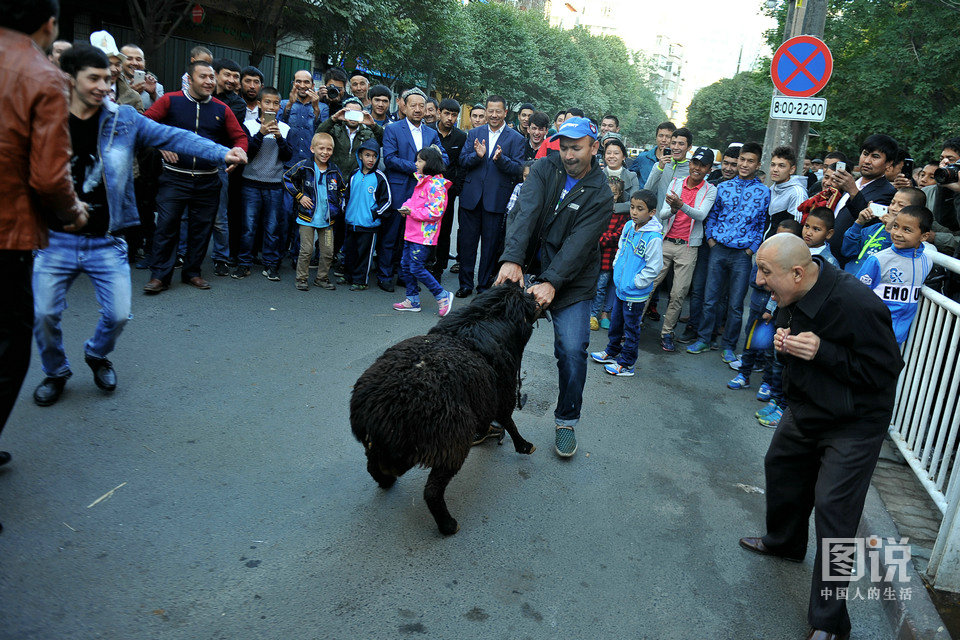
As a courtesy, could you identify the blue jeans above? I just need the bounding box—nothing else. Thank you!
[590,270,614,318]
[33,231,131,377]
[241,184,284,268]
[551,299,591,426]
[401,241,445,303]
[765,351,785,404]
[698,244,753,350]
[604,296,643,368]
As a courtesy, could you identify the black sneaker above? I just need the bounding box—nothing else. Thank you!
[174,256,184,269]
[214,261,230,277]
[263,266,280,281]
[644,304,660,322]
[232,265,251,279]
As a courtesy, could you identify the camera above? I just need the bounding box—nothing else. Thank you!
[935,163,960,185]
[325,84,340,101]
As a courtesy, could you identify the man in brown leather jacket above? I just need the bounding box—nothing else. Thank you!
[0,0,88,523]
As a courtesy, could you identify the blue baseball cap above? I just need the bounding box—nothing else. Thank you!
[549,116,599,142]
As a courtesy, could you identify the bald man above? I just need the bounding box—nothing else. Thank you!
[739,234,903,640]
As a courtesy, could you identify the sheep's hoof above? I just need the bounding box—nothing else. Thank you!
[525,444,536,454]
[438,519,460,536]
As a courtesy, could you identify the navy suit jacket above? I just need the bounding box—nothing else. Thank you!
[829,177,897,265]
[459,124,525,214]
[381,118,447,208]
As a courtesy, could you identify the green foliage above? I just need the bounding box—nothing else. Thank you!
[288,0,664,144]
[685,72,772,149]
[763,0,960,162]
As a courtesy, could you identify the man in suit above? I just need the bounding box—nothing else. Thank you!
[431,98,467,282]
[377,88,448,292]
[828,134,898,268]
[456,95,526,296]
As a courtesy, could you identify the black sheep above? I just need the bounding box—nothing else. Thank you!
[350,284,540,535]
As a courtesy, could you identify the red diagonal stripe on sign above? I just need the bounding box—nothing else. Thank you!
[782,49,819,85]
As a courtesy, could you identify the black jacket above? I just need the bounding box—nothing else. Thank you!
[776,257,903,435]
[215,91,247,130]
[500,154,613,310]
[437,126,467,196]
[829,178,896,266]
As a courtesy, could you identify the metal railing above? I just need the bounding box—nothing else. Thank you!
[887,250,960,590]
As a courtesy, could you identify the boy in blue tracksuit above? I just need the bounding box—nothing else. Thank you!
[856,205,935,344]
[841,187,925,274]
[282,132,346,290]
[342,138,391,290]
[590,189,663,377]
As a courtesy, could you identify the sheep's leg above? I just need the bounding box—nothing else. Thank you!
[424,466,460,535]
[500,416,536,454]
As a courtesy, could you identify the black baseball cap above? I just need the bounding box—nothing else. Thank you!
[691,147,715,165]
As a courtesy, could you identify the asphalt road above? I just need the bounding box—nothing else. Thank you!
[0,260,891,640]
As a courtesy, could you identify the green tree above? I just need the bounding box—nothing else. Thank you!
[685,71,771,149]
[763,0,960,161]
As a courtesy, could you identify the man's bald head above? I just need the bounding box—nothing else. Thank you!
[755,233,818,306]
[758,233,813,272]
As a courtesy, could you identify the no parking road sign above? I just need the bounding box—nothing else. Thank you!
[771,35,833,98]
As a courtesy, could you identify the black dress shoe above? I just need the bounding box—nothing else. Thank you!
[806,629,849,640]
[739,536,804,562]
[377,280,395,293]
[0,451,10,467]
[85,355,117,391]
[34,377,67,406]
[454,287,472,298]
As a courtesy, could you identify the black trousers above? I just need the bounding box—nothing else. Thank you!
[150,171,221,283]
[0,251,34,437]
[343,228,377,285]
[227,170,245,263]
[432,194,458,277]
[761,408,885,634]
[457,205,504,292]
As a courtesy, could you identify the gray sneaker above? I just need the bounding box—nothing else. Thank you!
[555,425,577,458]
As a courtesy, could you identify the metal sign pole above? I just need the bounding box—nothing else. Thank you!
[759,0,828,183]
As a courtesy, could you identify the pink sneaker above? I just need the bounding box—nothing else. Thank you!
[438,291,454,317]
[393,298,421,312]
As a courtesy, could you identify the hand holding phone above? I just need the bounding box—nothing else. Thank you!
[869,202,888,218]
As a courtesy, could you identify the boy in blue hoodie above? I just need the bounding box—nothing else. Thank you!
[856,205,935,344]
[841,187,925,274]
[590,189,663,377]
[341,138,391,290]
[282,132,346,291]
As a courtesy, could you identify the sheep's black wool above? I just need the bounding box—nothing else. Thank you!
[350,284,540,535]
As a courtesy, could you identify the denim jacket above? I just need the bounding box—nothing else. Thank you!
[97,101,229,233]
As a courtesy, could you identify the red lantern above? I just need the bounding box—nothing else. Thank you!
[191,4,205,25]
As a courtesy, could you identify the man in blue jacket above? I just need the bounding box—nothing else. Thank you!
[377,88,447,291]
[456,95,526,296]
[687,141,771,362]
[629,120,675,185]
[31,45,245,407]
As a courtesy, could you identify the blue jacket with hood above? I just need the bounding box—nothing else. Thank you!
[344,138,391,231]
[612,216,664,303]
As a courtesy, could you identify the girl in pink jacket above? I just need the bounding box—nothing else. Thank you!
[393,146,454,316]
